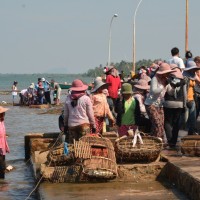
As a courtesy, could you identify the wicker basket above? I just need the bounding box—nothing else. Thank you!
[181,135,200,156]
[47,143,75,166]
[74,134,118,180]
[82,157,117,180]
[115,135,162,163]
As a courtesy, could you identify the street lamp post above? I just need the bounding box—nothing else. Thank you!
[108,14,118,67]
[133,0,143,72]
[185,0,189,52]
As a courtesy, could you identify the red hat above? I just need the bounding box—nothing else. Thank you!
[70,79,88,91]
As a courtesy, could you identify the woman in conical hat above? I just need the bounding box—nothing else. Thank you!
[91,78,115,134]
[0,106,10,179]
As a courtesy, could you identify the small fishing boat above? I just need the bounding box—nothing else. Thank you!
[59,83,92,90]
[58,83,72,90]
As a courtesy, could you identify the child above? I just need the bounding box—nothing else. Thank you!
[12,81,18,105]
[115,83,141,137]
[0,106,10,179]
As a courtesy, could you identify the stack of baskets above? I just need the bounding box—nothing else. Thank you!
[74,134,118,180]
[47,143,75,166]
[115,135,163,163]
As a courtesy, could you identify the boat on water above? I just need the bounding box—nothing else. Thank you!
[58,83,72,90]
[59,83,92,90]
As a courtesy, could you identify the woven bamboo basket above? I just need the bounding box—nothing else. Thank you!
[47,143,75,166]
[115,136,162,163]
[74,134,118,180]
[181,135,200,156]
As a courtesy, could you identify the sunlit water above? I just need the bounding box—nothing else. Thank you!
[0,96,59,200]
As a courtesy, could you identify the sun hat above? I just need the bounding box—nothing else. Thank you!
[91,79,108,93]
[29,83,35,89]
[170,68,184,79]
[169,63,179,69]
[41,77,45,82]
[184,61,199,71]
[121,83,133,94]
[134,79,150,90]
[0,106,9,114]
[105,66,115,74]
[70,79,88,91]
[157,60,163,66]
[156,63,176,75]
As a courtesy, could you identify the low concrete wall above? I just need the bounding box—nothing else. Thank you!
[24,132,60,160]
[159,158,200,200]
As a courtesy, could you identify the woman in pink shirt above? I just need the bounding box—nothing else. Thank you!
[0,106,10,179]
[64,79,96,143]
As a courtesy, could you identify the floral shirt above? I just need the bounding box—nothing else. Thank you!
[91,93,114,121]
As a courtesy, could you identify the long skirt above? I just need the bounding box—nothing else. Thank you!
[94,116,104,134]
[146,105,165,139]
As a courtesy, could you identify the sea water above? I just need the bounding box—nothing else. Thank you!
[0,74,93,91]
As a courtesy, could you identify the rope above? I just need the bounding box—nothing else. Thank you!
[24,131,63,200]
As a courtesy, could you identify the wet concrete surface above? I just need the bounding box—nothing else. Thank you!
[39,181,189,200]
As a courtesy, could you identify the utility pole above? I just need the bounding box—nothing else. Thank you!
[185,0,189,52]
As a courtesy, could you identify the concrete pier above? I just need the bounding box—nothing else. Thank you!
[159,152,200,200]
[24,132,200,199]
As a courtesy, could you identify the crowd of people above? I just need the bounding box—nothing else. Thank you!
[2,46,200,180]
[62,47,200,151]
[15,78,62,106]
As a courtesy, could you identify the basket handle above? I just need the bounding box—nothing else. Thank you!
[89,133,102,138]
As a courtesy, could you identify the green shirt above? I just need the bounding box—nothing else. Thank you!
[121,98,136,125]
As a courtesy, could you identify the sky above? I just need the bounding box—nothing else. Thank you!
[0,0,199,74]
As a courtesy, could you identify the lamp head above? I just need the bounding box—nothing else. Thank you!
[114,14,118,17]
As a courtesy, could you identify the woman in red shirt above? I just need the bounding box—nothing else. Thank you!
[106,66,121,106]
